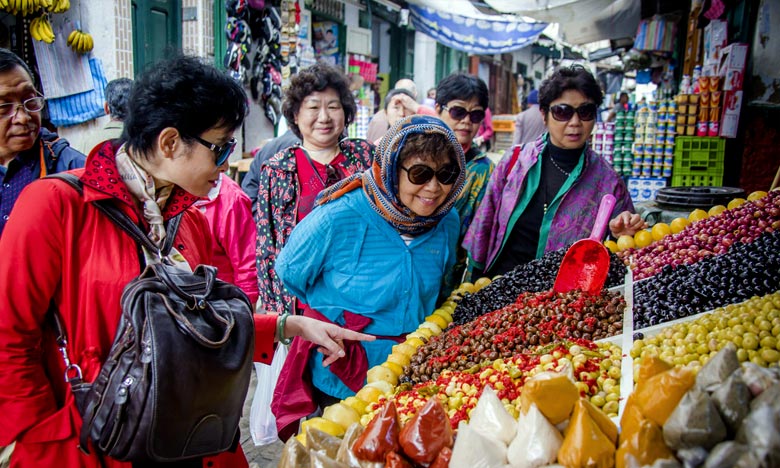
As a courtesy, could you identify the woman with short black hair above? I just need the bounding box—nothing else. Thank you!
[256,61,373,317]
[464,65,644,279]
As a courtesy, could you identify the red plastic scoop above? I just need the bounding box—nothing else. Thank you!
[553,194,616,295]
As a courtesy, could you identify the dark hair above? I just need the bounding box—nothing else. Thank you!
[538,65,603,112]
[397,132,457,168]
[104,78,133,120]
[435,73,488,110]
[282,61,355,140]
[0,48,35,85]
[384,88,415,110]
[124,55,247,158]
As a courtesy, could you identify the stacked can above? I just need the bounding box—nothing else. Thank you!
[591,122,615,167]
[613,110,635,176]
[632,100,676,178]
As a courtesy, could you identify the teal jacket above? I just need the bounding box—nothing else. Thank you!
[276,189,459,399]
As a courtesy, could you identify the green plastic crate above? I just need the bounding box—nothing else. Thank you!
[671,137,725,186]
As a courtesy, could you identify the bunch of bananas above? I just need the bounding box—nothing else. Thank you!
[30,15,54,43]
[67,29,93,55]
[46,0,68,13]
[1,0,44,16]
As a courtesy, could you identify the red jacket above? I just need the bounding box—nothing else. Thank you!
[0,143,276,468]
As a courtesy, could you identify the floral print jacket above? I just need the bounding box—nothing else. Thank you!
[255,138,374,314]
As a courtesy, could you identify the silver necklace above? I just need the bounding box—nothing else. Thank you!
[549,155,571,176]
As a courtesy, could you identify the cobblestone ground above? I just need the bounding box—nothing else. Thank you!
[241,371,284,468]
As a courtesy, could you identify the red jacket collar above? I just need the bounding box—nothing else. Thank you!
[80,140,201,220]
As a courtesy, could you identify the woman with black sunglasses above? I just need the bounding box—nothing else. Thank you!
[435,73,496,285]
[270,115,465,439]
[464,65,645,279]
[255,62,374,318]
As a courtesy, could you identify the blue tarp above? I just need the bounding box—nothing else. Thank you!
[409,5,548,55]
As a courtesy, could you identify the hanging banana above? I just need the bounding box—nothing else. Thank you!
[30,15,54,43]
[67,29,93,55]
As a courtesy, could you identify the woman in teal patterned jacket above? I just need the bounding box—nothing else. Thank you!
[435,73,495,286]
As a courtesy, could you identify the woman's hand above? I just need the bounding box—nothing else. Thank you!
[608,211,647,238]
[284,315,375,367]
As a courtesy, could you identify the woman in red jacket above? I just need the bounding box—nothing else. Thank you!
[0,55,370,468]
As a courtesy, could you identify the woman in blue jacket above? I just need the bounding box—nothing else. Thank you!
[271,115,465,438]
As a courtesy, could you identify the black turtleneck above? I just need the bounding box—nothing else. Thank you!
[487,142,582,277]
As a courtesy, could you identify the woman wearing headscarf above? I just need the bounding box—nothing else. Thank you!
[271,115,465,439]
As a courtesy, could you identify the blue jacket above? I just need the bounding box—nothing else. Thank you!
[276,189,459,399]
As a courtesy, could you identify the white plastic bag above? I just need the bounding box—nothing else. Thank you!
[250,344,289,446]
[469,386,517,445]
[507,403,563,468]
[450,422,507,468]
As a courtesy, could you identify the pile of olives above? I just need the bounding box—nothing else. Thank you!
[453,247,627,326]
[402,290,625,384]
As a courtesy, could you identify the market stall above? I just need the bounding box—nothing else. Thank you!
[285,189,780,467]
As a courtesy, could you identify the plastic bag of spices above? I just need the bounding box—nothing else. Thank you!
[352,401,401,463]
[710,371,751,436]
[398,397,453,465]
[450,422,507,468]
[336,423,374,468]
[307,427,342,459]
[278,436,311,468]
[507,403,562,468]
[429,446,452,468]
[702,441,751,468]
[578,399,618,446]
[695,345,739,392]
[616,419,675,468]
[663,388,727,451]
[736,403,780,466]
[469,386,517,445]
[636,355,673,382]
[520,370,579,425]
[384,451,413,468]
[634,366,695,426]
[310,449,350,468]
[557,397,616,468]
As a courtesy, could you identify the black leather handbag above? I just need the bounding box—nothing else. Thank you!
[47,173,255,462]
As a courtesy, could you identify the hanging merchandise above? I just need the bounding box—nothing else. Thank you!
[634,15,677,53]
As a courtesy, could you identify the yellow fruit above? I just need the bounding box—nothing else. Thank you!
[670,217,690,234]
[406,331,429,341]
[386,352,411,368]
[425,314,448,330]
[432,309,453,323]
[418,321,442,335]
[342,396,369,415]
[603,240,619,253]
[688,209,708,222]
[381,361,404,376]
[322,402,361,430]
[441,301,457,310]
[473,277,492,290]
[747,191,768,201]
[708,205,727,217]
[403,337,425,349]
[300,417,345,437]
[616,235,636,251]
[727,198,746,210]
[365,380,394,395]
[651,223,671,241]
[457,282,477,294]
[366,365,398,386]
[633,230,654,249]
[391,342,417,358]
[355,386,383,404]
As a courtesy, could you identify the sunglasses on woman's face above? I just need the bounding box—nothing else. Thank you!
[548,103,598,122]
[400,164,459,185]
[442,105,486,124]
[188,134,237,166]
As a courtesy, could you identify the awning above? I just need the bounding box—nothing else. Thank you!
[407,0,548,55]
[482,0,640,45]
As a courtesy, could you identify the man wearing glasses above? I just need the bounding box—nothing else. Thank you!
[0,49,85,237]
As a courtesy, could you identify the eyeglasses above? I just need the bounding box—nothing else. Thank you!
[186,134,237,166]
[324,164,341,186]
[441,105,485,124]
[0,96,45,119]
[400,164,459,185]
[549,103,598,122]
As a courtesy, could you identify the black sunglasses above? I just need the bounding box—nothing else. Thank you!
[187,134,237,166]
[549,103,598,122]
[324,164,341,186]
[442,105,485,124]
[400,164,459,185]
